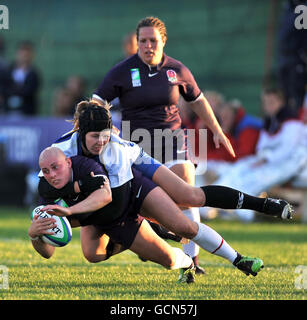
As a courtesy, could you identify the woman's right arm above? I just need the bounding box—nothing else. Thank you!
[38,174,105,199]
[28,215,56,259]
[41,176,112,217]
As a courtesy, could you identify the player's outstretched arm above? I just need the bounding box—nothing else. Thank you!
[185,94,236,158]
[38,173,105,199]
[42,177,112,217]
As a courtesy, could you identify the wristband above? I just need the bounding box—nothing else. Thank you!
[78,174,105,193]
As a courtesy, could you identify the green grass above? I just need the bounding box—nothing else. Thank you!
[0,207,306,300]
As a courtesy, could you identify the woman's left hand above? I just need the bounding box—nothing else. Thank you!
[40,204,72,217]
[213,131,236,158]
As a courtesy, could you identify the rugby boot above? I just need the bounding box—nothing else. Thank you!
[262,198,294,220]
[195,265,206,275]
[233,254,264,277]
[177,262,196,284]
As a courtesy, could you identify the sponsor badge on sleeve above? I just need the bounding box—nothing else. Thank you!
[166,69,177,83]
[130,68,141,87]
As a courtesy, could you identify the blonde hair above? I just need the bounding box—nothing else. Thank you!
[70,98,112,131]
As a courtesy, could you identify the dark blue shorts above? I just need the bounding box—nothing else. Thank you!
[97,168,157,249]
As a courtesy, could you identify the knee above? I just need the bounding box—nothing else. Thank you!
[83,250,108,263]
[162,253,176,270]
[190,187,204,207]
[174,221,198,240]
[182,229,198,240]
[180,186,203,207]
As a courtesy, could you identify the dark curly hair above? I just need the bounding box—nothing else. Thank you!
[136,16,167,43]
[71,99,113,152]
[72,99,112,131]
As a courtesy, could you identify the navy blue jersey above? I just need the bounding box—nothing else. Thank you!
[94,53,202,135]
[40,155,132,226]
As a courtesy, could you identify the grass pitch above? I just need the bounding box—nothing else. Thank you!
[0,207,306,300]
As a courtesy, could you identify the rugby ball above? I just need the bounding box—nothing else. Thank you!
[31,205,72,247]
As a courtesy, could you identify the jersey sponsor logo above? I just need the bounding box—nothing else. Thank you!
[130,68,141,87]
[73,194,80,202]
[136,185,143,198]
[0,5,9,30]
[148,72,158,77]
[236,192,244,209]
[166,69,177,83]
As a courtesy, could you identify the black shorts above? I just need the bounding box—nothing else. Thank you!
[95,169,157,249]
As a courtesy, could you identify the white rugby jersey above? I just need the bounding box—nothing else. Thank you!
[256,120,305,163]
[39,130,161,188]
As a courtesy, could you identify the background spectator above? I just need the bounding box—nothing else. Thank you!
[207,99,263,162]
[210,88,306,222]
[0,36,8,113]
[277,0,307,113]
[195,98,263,220]
[52,87,75,117]
[52,75,86,117]
[122,32,138,58]
[3,41,41,116]
[179,90,225,162]
[109,31,138,117]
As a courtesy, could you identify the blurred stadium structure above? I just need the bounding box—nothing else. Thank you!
[1,0,283,115]
[0,0,306,221]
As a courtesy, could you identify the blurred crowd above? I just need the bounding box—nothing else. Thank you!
[182,87,307,222]
[0,37,87,118]
[189,0,307,222]
[0,31,138,118]
[0,0,306,221]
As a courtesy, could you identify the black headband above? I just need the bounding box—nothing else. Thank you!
[78,105,113,153]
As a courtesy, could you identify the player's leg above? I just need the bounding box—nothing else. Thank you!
[152,165,204,207]
[140,186,264,276]
[129,219,193,271]
[167,161,204,274]
[80,225,125,263]
[152,165,293,219]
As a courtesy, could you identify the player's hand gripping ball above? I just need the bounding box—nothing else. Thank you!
[31,205,72,247]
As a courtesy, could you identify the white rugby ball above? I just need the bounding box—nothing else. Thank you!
[31,205,72,247]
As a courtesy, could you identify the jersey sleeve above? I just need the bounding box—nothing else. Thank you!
[38,156,107,200]
[93,67,122,103]
[132,148,162,179]
[74,156,107,179]
[178,64,202,102]
[38,177,76,199]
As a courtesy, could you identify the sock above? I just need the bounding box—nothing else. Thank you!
[201,185,265,211]
[192,222,238,263]
[192,255,199,266]
[170,247,193,270]
[182,208,200,260]
[233,253,242,266]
